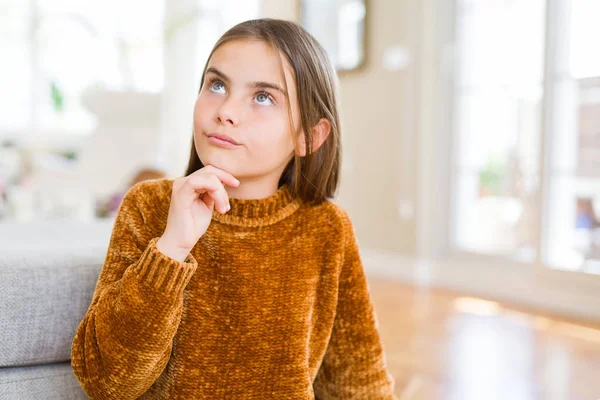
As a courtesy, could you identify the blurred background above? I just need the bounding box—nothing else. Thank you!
[1,0,600,399]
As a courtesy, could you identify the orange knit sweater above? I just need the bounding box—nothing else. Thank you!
[71,178,396,399]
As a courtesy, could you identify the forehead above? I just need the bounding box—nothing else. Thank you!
[207,39,295,89]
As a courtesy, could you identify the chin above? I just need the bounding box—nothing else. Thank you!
[198,151,238,175]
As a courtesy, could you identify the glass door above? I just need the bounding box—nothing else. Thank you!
[451,0,547,263]
[542,0,600,275]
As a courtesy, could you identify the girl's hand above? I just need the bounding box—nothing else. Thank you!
[156,165,240,261]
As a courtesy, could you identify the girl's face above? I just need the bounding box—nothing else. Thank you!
[193,39,300,181]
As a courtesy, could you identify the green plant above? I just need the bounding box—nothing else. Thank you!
[479,157,507,196]
[61,150,78,160]
[50,80,64,113]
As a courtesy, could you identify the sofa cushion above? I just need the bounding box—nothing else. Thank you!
[0,220,113,367]
[0,361,89,399]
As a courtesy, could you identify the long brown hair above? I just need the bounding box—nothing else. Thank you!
[184,18,341,205]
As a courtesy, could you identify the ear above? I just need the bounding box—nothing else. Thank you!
[296,118,332,157]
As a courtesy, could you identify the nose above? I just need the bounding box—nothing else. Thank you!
[215,96,240,126]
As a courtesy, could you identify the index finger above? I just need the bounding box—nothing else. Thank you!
[194,165,240,187]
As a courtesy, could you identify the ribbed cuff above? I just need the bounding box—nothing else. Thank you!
[132,237,198,294]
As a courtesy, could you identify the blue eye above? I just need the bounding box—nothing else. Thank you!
[255,92,273,106]
[209,80,226,94]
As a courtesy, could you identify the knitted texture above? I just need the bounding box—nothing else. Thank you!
[71,178,396,399]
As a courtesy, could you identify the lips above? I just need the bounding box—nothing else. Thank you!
[207,133,240,145]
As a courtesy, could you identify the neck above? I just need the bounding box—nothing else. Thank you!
[225,176,281,200]
[211,182,302,227]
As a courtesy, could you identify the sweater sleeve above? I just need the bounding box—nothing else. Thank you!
[313,214,397,399]
[70,182,198,400]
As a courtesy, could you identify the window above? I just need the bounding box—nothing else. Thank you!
[0,2,33,132]
[0,0,164,136]
[452,0,600,275]
[452,0,546,262]
[542,0,600,274]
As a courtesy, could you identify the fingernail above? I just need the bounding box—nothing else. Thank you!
[226,204,231,211]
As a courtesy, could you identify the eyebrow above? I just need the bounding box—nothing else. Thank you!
[205,67,287,96]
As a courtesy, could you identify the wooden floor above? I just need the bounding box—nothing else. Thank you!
[369,279,600,400]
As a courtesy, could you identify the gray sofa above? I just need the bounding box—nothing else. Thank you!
[0,220,114,399]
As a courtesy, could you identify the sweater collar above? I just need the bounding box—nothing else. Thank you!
[211,184,302,227]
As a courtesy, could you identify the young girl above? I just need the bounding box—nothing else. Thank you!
[71,18,396,399]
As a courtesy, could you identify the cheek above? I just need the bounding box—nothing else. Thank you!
[194,94,215,126]
[251,114,295,157]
